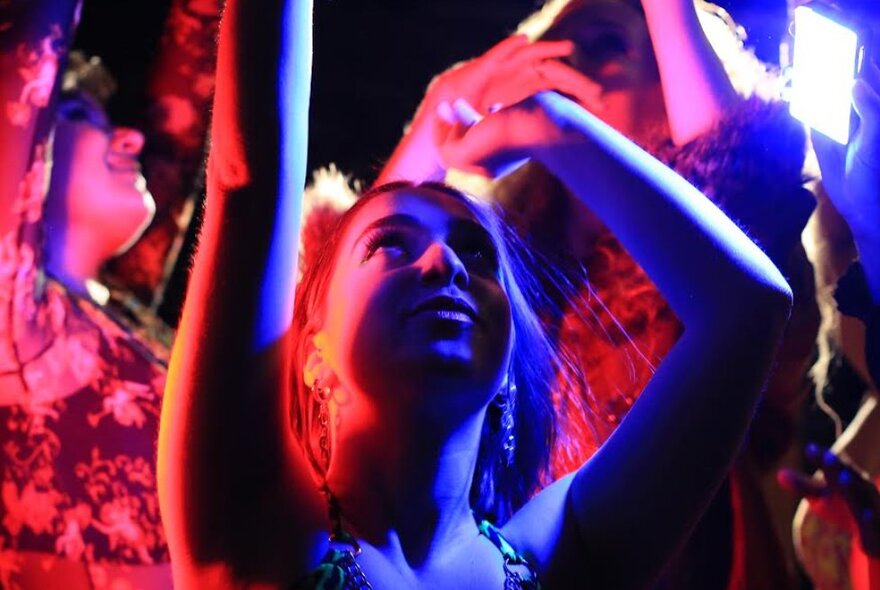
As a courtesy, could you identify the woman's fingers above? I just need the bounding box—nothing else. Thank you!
[439,105,519,176]
[858,51,880,95]
[436,101,456,125]
[833,461,880,513]
[833,463,880,557]
[821,449,847,479]
[482,60,604,115]
[780,445,880,545]
[853,75,880,122]
[431,38,575,117]
[535,60,604,110]
[506,39,576,70]
[440,93,573,178]
[777,467,828,498]
[812,132,844,196]
[813,448,880,552]
[479,41,579,108]
[468,38,574,84]
[439,117,496,174]
[779,465,855,531]
[853,67,880,147]
[436,98,483,126]
[451,98,482,126]
[482,34,530,62]
[804,442,827,469]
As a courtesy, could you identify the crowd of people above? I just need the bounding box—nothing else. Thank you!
[1,0,879,588]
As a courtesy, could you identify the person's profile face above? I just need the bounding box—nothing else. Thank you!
[50,97,155,254]
[319,188,513,415]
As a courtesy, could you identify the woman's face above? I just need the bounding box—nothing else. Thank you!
[545,0,668,141]
[319,187,513,416]
[49,97,155,254]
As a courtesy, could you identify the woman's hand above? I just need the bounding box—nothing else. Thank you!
[419,34,601,128]
[779,445,880,557]
[377,36,602,183]
[812,57,880,241]
[439,91,594,179]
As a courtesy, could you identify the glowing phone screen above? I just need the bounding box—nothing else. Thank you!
[789,4,861,144]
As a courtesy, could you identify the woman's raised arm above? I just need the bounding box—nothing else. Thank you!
[641,0,738,145]
[157,0,324,586]
[442,91,792,589]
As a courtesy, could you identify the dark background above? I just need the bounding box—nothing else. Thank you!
[73,0,789,185]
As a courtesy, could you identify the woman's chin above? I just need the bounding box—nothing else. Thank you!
[112,194,156,255]
[396,341,476,373]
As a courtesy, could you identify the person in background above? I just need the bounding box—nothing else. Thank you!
[0,0,217,586]
[104,0,220,311]
[780,46,880,590]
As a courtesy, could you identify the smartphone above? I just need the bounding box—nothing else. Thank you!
[789,2,866,144]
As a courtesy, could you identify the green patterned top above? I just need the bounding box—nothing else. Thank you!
[295,520,541,590]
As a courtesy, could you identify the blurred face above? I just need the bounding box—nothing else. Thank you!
[50,97,155,254]
[319,188,513,416]
[544,0,668,140]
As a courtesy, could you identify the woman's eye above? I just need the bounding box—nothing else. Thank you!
[458,241,499,274]
[362,230,409,262]
[59,102,111,131]
[460,245,485,260]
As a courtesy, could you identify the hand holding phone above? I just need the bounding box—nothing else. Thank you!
[789,1,867,144]
[811,52,880,218]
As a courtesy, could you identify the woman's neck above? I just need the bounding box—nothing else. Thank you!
[45,225,108,301]
[325,405,486,569]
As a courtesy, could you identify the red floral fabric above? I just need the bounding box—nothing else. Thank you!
[0,0,172,583]
[0,279,167,568]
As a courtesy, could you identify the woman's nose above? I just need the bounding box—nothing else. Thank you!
[110,127,145,156]
[417,241,470,290]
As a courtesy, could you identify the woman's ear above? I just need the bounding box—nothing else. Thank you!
[303,330,330,388]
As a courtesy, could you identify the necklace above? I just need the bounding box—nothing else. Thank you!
[299,488,541,589]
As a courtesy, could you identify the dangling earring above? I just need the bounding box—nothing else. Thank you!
[312,379,333,472]
[310,381,370,585]
[496,375,516,467]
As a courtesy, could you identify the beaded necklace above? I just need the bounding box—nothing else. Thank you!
[295,492,541,590]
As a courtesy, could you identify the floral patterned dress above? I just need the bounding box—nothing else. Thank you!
[0,273,169,585]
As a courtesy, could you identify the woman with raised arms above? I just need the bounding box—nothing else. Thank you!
[158,0,793,588]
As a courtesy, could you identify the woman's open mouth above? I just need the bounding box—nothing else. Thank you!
[407,295,479,325]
